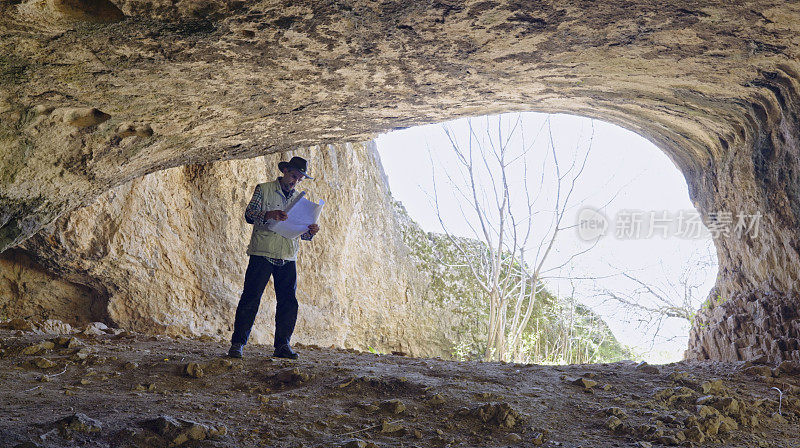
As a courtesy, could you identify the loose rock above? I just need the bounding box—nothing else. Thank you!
[605,416,623,431]
[698,414,721,436]
[274,368,311,385]
[72,347,93,361]
[696,404,718,419]
[603,407,627,419]
[57,413,102,434]
[21,342,49,356]
[380,419,405,434]
[635,361,660,374]
[655,386,697,404]
[7,318,32,331]
[700,379,725,395]
[122,361,138,370]
[140,415,225,445]
[54,337,83,349]
[505,433,523,443]
[184,362,204,378]
[425,394,446,405]
[37,320,74,335]
[471,402,520,428]
[668,371,692,383]
[32,357,57,369]
[771,412,787,424]
[380,399,406,415]
[570,377,598,389]
[683,426,704,443]
[82,322,112,336]
[358,402,379,413]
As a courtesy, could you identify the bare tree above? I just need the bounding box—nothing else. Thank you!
[593,243,717,349]
[430,114,599,362]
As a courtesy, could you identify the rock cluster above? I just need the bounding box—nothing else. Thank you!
[467,402,521,429]
[56,413,102,436]
[139,415,227,445]
[614,371,799,446]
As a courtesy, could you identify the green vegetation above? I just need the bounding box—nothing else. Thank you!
[393,200,634,364]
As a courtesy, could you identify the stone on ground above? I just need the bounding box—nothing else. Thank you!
[635,361,660,374]
[57,413,102,434]
[184,362,204,378]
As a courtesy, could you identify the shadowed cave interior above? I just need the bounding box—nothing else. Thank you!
[1,1,800,447]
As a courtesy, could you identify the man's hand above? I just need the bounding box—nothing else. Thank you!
[307,224,319,235]
[265,210,288,221]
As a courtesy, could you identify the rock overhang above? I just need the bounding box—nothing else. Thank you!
[1,0,800,361]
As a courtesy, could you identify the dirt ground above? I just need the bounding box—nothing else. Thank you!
[1,321,798,448]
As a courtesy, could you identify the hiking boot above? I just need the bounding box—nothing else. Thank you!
[272,344,298,359]
[228,343,243,358]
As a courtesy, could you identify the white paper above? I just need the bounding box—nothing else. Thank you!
[270,195,324,239]
[283,191,305,213]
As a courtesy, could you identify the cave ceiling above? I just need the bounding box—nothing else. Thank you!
[0,0,799,251]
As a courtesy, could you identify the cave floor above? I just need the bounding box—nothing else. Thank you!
[0,327,797,448]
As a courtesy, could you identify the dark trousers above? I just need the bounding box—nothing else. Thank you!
[231,255,298,348]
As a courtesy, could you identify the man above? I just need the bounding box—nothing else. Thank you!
[228,156,319,359]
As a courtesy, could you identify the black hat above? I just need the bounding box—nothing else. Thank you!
[278,156,313,179]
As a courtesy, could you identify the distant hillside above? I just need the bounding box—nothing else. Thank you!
[393,199,633,363]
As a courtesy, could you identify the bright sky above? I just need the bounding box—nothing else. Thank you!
[375,112,718,363]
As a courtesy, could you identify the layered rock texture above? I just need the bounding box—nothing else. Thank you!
[1,1,800,361]
[3,142,472,357]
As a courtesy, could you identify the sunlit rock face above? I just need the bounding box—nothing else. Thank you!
[9,142,462,356]
[1,1,799,360]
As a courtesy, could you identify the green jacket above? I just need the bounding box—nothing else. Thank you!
[245,179,308,260]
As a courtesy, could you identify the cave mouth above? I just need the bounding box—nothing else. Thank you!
[2,0,800,364]
[0,110,720,364]
[376,112,719,364]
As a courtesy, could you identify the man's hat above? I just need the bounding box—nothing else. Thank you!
[278,156,313,179]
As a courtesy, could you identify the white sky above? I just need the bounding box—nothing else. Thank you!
[375,112,718,363]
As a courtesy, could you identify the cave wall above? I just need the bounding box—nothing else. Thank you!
[685,66,800,363]
[0,249,107,325]
[1,0,800,361]
[8,142,463,357]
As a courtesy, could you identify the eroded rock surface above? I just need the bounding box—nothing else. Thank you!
[0,249,107,324]
[687,291,800,362]
[5,142,468,357]
[1,1,800,360]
